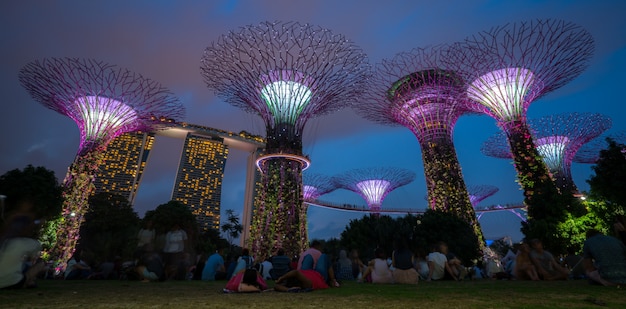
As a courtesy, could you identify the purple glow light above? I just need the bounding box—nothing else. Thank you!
[468,67,538,122]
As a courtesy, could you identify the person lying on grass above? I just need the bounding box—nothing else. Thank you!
[224,268,268,293]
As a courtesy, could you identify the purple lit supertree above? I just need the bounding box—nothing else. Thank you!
[301,173,336,242]
[482,112,611,195]
[357,45,483,240]
[19,58,183,273]
[574,132,626,164]
[303,173,336,203]
[332,167,415,214]
[200,21,370,259]
[446,20,594,225]
[467,185,499,207]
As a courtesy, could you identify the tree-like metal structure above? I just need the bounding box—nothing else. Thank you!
[482,112,611,194]
[332,167,415,214]
[446,19,594,221]
[357,45,483,240]
[303,173,336,202]
[301,173,336,243]
[467,185,499,207]
[574,132,626,164]
[19,58,183,273]
[200,21,370,259]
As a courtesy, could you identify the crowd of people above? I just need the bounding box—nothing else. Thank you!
[2,200,626,291]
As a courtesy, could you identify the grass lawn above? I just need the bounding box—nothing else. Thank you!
[0,279,623,308]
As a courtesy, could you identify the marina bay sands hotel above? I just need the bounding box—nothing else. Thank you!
[93,122,265,238]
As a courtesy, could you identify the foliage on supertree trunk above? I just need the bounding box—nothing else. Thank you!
[249,158,304,261]
[422,138,484,244]
[52,145,106,274]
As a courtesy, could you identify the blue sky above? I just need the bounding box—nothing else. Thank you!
[1,0,625,243]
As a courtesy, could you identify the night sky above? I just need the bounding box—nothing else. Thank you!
[1,0,625,243]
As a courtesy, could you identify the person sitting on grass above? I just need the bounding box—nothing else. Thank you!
[426,242,459,281]
[202,247,226,281]
[269,248,291,280]
[224,268,268,293]
[391,239,418,284]
[230,248,254,279]
[513,242,539,281]
[360,248,392,284]
[335,249,354,281]
[529,239,569,280]
[136,248,164,282]
[582,229,626,286]
[274,266,337,292]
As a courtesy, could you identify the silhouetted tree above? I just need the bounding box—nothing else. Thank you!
[0,165,62,224]
[587,138,626,218]
[221,209,242,250]
[79,193,140,261]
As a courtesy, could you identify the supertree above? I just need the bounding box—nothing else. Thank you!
[301,173,336,242]
[574,132,626,164]
[357,45,483,240]
[200,21,370,259]
[446,19,594,226]
[303,173,336,203]
[482,112,611,195]
[19,58,183,273]
[332,167,415,214]
[467,184,499,207]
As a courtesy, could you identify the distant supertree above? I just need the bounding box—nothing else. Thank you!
[483,112,611,194]
[574,132,626,164]
[357,45,482,240]
[303,173,336,202]
[200,21,370,259]
[19,58,183,273]
[447,20,594,223]
[332,167,415,214]
[467,185,499,207]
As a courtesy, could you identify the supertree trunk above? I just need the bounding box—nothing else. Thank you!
[503,121,561,220]
[52,144,106,274]
[422,137,484,243]
[250,157,305,261]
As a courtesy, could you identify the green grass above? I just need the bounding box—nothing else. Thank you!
[1,279,623,308]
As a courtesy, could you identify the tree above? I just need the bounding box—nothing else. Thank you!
[144,200,198,234]
[0,165,62,224]
[587,138,626,218]
[339,211,480,264]
[79,193,140,261]
[221,209,243,251]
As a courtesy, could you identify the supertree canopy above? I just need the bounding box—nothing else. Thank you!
[467,185,499,207]
[303,173,336,202]
[356,45,482,240]
[574,131,626,164]
[446,19,594,218]
[482,112,611,194]
[19,58,183,273]
[332,167,415,213]
[200,21,370,259]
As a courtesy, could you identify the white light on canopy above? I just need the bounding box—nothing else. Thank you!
[467,67,535,122]
[74,96,137,142]
[260,80,312,124]
[535,135,569,172]
[356,179,391,209]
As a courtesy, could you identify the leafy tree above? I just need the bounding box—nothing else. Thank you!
[196,228,229,256]
[587,138,626,219]
[221,209,243,250]
[144,200,198,234]
[0,165,63,224]
[78,193,140,261]
[556,210,608,253]
[339,211,480,264]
